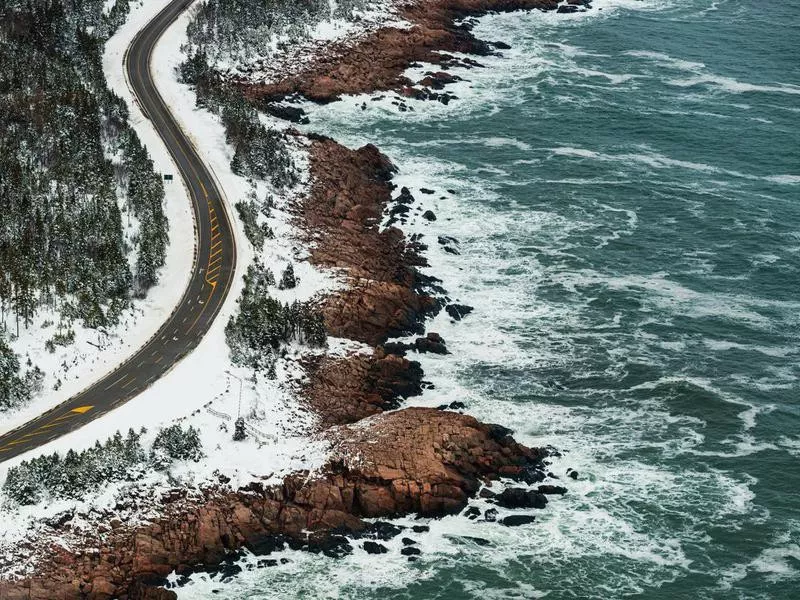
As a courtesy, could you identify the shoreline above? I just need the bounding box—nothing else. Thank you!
[0,0,592,596]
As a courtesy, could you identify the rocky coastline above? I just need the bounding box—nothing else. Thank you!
[240,0,590,105]
[0,0,592,597]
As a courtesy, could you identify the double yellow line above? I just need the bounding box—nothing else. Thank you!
[0,406,94,453]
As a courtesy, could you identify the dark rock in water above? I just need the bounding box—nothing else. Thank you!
[491,40,511,50]
[464,536,492,546]
[516,464,547,484]
[437,235,461,255]
[394,186,416,205]
[437,400,467,411]
[402,537,417,546]
[557,4,582,13]
[366,521,404,540]
[401,546,422,556]
[407,555,419,562]
[567,468,579,480]
[257,558,278,568]
[412,525,430,533]
[422,210,437,221]
[544,445,563,458]
[319,535,353,558]
[363,541,388,554]
[208,563,242,582]
[538,485,568,495]
[419,71,461,90]
[501,515,536,527]
[390,204,411,217]
[496,488,548,510]
[420,188,436,195]
[249,536,285,555]
[262,103,309,124]
[479,488,497,500]
[445,304,473,321]
[464,506,481,520]
[462,58,484,69]
[484,508,498,522]
[415,332,448,354]
[447,189,456,194]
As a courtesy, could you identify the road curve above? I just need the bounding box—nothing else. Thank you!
[0,0,236,462]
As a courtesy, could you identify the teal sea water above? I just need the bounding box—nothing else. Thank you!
[180,0,799,597]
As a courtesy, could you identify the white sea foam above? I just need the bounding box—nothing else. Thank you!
[763,174,800,185]
[550,145,800,186]
[668,75,800,96]
[720,532,800,588]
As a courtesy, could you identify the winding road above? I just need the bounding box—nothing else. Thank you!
[0,0,236,462]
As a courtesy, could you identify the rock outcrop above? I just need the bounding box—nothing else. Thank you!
[0,409,545,599]
[302,348,423,427]
[295,138,437,347]
[243,0,567,104]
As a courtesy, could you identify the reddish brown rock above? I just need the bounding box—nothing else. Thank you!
[295,137,437,346]
[302,348,423,427]
[242,0,560,104]
[0,409,544,599]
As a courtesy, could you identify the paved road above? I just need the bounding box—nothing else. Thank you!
[0,0,236,462]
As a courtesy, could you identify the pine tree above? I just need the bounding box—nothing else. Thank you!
[278,263,296,290]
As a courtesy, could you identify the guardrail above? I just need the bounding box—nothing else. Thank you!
[205,407,232,421]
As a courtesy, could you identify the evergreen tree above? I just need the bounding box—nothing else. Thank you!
[2,424,202,505]
[0,0,169,404]
[278,263,296,290]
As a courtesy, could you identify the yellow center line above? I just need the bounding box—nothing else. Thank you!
[49,412,79,424]
[36,422,66,431]
[0,439,30,449]
[154,354,163,364]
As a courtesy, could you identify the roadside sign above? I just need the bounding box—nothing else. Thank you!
[164,174,173,181]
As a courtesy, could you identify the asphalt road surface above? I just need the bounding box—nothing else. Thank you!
[0,0,236,462]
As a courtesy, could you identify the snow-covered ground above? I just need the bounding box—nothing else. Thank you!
[198,0,407,84]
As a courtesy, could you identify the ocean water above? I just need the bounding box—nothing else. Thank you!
[178,0,800,597]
